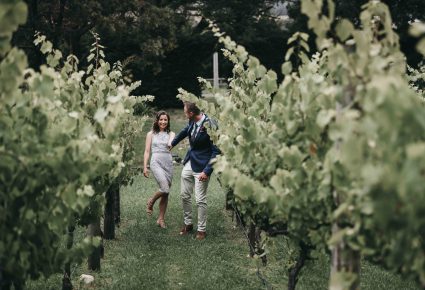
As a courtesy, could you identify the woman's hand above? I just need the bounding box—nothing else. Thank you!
[143,167,149,178]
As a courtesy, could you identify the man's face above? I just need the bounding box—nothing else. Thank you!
[184,105,194,121]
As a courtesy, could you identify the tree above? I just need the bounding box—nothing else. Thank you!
[286,0,425,65]
[138,0,290,107]
[14,0,181,71]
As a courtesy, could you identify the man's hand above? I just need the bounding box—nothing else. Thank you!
[143,167,149,178]
[198,172,209,182]
[168,144,173,151]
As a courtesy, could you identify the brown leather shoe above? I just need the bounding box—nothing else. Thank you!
[195,231,206,241]
[179,224,193,235]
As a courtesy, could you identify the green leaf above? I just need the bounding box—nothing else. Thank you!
[281,62,293,75]
[0,1,27,54]
[40,41,53,54]
[406,143,425,158]
[316,110,336,128]
[0,2,28,35]
[336,19,354,42]
[409,22,425,37]
[285,47,295,61]
[287,33,299,45]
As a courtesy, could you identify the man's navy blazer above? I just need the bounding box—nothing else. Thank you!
[171,115,221,176]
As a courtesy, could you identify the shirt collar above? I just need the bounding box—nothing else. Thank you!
[195,113,206,127]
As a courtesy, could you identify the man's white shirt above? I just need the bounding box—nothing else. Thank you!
[191,113,206,139]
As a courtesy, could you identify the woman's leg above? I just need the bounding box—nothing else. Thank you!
[157,194,169,228]
[146,191,163,215]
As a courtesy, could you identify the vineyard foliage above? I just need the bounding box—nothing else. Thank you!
[179,0,425,286]
[0,0,150,287]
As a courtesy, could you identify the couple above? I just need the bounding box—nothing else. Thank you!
[143,102,220,240]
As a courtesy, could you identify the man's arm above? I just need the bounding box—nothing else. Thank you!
[171,123,190,147]
[203,144,221,176]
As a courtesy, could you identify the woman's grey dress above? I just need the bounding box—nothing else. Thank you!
[150,131,173,193]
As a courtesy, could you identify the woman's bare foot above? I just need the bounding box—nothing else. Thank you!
[146,197,155,216]
[156,218,166,228]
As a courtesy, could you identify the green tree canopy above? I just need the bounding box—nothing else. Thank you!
[286,0,425,65]
[15,0,182,72]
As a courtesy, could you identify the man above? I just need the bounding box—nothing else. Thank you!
[169,102,220,240]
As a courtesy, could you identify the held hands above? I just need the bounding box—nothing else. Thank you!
[198,172,208,182]
[143,167,149,178]
[168,143,173,151]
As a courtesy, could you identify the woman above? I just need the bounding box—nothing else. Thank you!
[143,111,175,228]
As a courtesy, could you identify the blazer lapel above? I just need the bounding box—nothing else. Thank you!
[189,122,196,143]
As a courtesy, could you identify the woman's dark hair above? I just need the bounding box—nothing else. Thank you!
[184,102,201,115]
[152,111,171,133]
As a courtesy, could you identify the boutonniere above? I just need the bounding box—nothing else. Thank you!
[199,126,206,133]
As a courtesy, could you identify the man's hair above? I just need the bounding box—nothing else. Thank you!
[184,102,201,115]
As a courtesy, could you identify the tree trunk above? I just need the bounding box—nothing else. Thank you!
[288,242,309,290]
[62,222,75,290]
[0,268,11,290]
[13,281,24,290]
[27,0,39,37]
[53,0,67,48]
[247,223,267,265]
[232,202,243,228]
[329,168,360,290]
[27,0,43,68]
[225,189,233,210]
[87,219,102,271]
[0,269,22,290]
[104,183,117,239]
[248,223,256,258]
[114,185,121,226]
[235,210,243,227]
[329,101,361,290]
[329,223,361,290]
[255,227,267,266]
[69,23,94,59]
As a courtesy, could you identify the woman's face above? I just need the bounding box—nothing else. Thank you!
[158,114,168,130]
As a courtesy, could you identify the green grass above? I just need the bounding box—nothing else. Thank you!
[27,109,420,290]
[27,166,263,290]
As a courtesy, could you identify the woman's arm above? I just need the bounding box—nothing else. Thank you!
[168,131,176,148]
[143,131,153,177]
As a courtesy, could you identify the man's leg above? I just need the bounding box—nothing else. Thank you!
[181,162,195,226]
[193,172,209,233]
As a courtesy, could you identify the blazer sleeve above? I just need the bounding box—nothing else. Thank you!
[171,123,190,147]
[203,143,221,176]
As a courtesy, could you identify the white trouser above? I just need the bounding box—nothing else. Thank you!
[181,161,209,232]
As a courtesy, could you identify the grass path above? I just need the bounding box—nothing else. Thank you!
[27,110,420,290]
[27,166,265,290]
[96,167,263,290]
